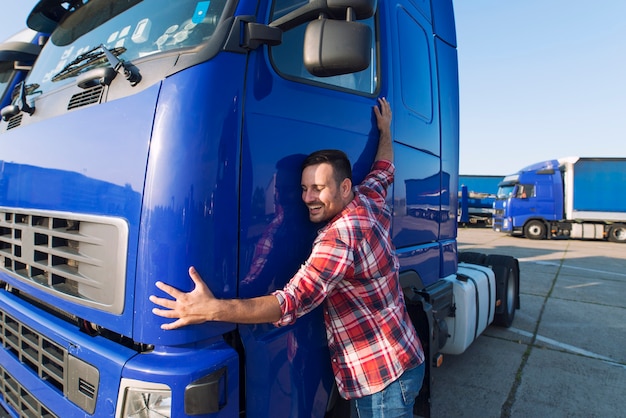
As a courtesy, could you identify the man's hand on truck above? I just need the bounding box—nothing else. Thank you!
[150,266,282,330]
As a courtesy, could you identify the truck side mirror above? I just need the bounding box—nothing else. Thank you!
[303,13,371,77]
[268,0,376,76]
[0,41,42,69]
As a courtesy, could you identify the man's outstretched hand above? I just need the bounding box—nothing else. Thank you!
[150,266,217,330]
[150,266,283,329]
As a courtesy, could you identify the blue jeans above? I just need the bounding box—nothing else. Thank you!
[351,362,425,418]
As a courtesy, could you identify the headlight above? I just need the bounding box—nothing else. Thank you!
[117,379,171,418]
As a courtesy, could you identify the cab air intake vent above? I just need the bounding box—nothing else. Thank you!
[6,114,23,130]
[67,86,103,110]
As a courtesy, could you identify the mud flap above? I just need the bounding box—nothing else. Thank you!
[404,291,434,418]
[485,254,520,327]
[403,279,454,418]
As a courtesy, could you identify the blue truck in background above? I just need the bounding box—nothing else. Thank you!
[0,29,45,109]
[0,0,520,417]
[493,157,626,243]
[458,175,501,225]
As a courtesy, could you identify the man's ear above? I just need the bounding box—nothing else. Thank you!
[340,178,353,198]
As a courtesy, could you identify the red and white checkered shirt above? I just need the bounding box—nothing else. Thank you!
[273,160,424,399]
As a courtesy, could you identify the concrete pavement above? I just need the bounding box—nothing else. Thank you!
[430,227,626,418]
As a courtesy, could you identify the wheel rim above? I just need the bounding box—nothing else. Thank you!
[527,223,543,237]
[613,227,626,241]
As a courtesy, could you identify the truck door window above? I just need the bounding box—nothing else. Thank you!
[270,0,377,94]
[25,0,229,95]
[516,185,534,199]
[398,10,432,121]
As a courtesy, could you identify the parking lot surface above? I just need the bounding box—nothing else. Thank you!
[430,227,626,418]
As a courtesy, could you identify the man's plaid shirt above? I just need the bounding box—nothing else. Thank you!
[273,160,424,399]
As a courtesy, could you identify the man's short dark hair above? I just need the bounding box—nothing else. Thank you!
[302,149,352,185]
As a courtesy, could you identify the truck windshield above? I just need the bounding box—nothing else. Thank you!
[26,0,228,94]
[496,185,515,199]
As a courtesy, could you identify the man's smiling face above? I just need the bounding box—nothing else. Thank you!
[301,162,351,223]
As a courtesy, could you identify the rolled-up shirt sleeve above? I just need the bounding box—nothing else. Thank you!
[273,236,353,327]
[362,160,394,199]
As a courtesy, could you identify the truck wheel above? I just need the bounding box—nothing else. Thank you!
[608,224,626,243]
[524,220,546,240]
[486,254,519,328]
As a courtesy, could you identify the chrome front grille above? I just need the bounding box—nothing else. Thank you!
[0,208,128,314]
[0,365,58,418]
[0,309,100,415]
[0,310,62,418]
[0,310,66,392]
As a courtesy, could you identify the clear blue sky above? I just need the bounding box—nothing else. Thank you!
[2,1,625,176]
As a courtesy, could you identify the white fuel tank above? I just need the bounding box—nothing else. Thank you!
[440,263,496,355]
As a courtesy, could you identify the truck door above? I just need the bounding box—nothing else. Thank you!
[238,0,380,415]
[386,0,460,285]
[513,177,557,224]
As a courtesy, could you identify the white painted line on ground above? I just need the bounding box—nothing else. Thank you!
[516,259,626,278]
[508,327,626,369]
[565,282,601,289]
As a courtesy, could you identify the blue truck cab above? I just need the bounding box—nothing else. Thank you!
[0,0,520,417]
[493,159,563,238]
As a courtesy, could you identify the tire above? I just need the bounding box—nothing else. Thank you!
[458,251,487,266]
[524,220,546,240]
[486,254,519,328]
[607,224,626,243]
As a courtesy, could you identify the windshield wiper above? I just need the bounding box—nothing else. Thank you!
[1,81,36,121]
[99,44,141,85]
[52,45,115,82]
[52,44,140,86]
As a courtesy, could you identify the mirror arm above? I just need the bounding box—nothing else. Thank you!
[270,0,376,31]
[270,0,328,31]
[18,81,35,116]
[346,7,355,21]
[243,23,283,50]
